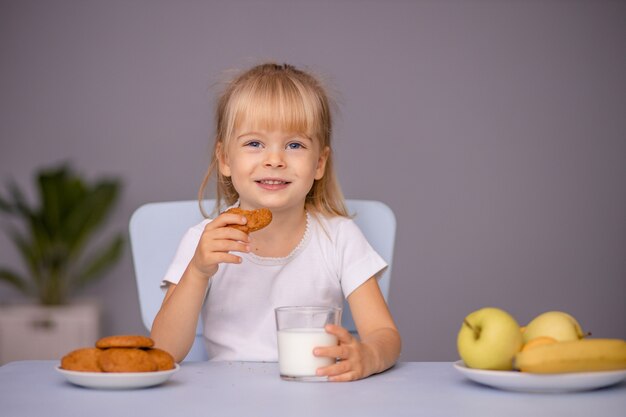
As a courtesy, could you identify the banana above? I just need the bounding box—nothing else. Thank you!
[514,338,626,373]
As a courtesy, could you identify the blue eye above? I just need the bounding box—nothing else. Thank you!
[287,142,304,150]
[245,141,262,148]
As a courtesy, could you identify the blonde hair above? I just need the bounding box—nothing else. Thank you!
[199,62,348,217]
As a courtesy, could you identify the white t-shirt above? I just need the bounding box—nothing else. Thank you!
[162,212,387,362]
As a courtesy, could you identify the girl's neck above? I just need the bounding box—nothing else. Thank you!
[248,206,307,258]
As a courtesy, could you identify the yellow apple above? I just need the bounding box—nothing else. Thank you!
[457,307,523,370]
[522,311,585,344]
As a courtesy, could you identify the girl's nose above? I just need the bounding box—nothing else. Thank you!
[264,149,285,168]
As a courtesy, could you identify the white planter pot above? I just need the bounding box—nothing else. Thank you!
[0,300,100,364]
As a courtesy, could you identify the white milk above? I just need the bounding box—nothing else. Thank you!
[277,328,338,377]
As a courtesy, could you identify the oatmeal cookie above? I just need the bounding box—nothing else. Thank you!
[225,207,272,233]
[60,347,103,372]
[99,348,157,373]
[95,335,154,349]
[146,348,176,371]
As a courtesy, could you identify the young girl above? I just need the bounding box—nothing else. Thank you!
[151,62,401,381]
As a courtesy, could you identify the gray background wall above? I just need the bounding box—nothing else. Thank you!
[1,0,624,361]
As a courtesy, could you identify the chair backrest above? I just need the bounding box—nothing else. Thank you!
[129,199,396,361]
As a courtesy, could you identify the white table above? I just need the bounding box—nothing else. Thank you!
[1,361,624,417]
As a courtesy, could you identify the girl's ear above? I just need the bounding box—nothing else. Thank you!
[314,146,330,180]
[216,141,231,177]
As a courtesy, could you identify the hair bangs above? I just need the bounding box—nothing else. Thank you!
[228,76,320,140]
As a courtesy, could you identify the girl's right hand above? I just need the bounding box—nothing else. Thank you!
[188,212,251,279]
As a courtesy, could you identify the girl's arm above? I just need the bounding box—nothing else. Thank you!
[150,212,250,362]
[150,269,210,362]
[313,277,402,381]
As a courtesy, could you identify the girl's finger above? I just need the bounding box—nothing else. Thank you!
[313,345,341,358]
[324,324,352,343]
[213,212,248,228]
[204,225,250,243]
[202,239,250,254]
[328,370,359,382]
[316,358,349,377]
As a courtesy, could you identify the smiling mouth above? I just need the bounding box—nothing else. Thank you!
[256,179,290,185]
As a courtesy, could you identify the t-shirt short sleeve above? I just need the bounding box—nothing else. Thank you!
[333,218,388,298]
[161,219,210,286]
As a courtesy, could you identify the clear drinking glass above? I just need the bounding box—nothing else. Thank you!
[275,306,342,381]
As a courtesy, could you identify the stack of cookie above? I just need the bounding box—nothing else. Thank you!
[60,335,175,373]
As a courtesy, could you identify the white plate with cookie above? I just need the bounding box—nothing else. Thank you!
[56,364,180,389]
[57,335,179,389]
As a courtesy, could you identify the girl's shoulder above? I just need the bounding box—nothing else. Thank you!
[310,213,362,241]
[312,212,352,227]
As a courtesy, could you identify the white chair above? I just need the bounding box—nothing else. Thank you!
[129,199,396,361]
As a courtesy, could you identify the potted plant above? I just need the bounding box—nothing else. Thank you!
[0,164,124,363]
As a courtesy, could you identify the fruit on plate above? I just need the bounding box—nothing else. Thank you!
[457,307,523,370]
[514,338,626,373]
[522,311,586,344]
[521,336,558,352]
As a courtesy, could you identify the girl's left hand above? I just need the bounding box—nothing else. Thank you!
[313,324,373,382]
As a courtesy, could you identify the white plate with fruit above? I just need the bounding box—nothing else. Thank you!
[455,308,626,393]
[454,361,626,393]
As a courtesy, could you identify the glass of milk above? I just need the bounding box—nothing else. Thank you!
[275,306,342,381]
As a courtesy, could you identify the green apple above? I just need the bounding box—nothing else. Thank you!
[522,311,585,344]
[457,307,523,370]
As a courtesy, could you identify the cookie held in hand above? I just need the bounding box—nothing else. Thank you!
[225,207,272,233]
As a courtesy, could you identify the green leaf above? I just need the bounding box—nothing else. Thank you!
[7,227,43,284]
[63,181,120,256]
[7,180,35,218]
[25,212,53,266]
[38,168,64,236]
[38,166,83,238]
[73,235,124,289]
[0,268,32,296]
[39,268,67,305]
[0,193,11,212]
